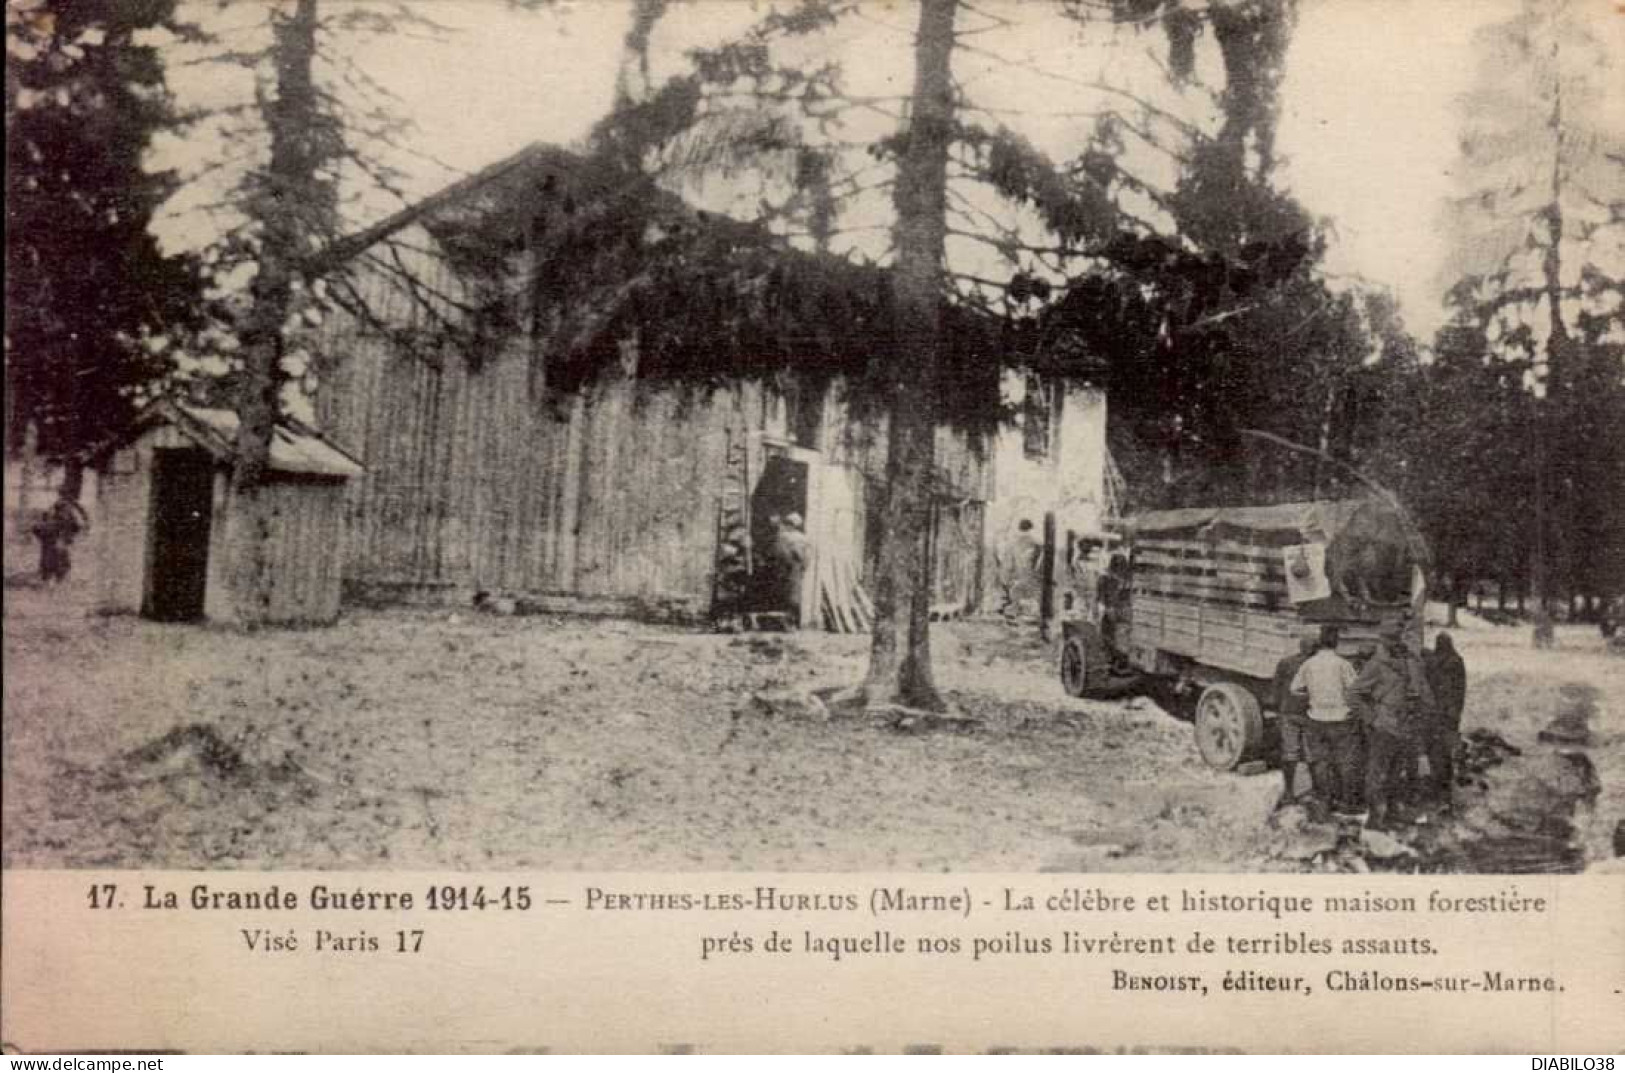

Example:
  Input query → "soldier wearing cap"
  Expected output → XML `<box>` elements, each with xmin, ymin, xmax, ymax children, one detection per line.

<box><xmin>1349</xmin><ymin>620</ymin><xmax>1435</xmax><ymax>830</ymax></box>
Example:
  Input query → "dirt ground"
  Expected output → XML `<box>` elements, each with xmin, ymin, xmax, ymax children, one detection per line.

<box><xmin>4</xmin><ymin>574</ymin><xmax>1621</xmax><ymax>873</ymax></box>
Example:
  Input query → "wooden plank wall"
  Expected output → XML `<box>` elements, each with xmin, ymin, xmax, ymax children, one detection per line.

<box><xmin>806</xmin><ymin>460</ymin><xmax>873</xmax><ymax>631</ymax></box>
<box><xmin>96</xmin><ymin>428</ymin><xmax>212</xmax><ymax>617</ymax></box>
<box><xmin>258</xmin><ymin>480</ymin><xmax>350</xmax><ymax>624</ymax></box>
<box><xmin>317</xmin><ymin>246</ymin><xmax>763</xmax><ymax>612</ymax></box>
<box><xmin>93</xmin><ymin>430</ymin><xmax>351</xmax><ymax>625</ymax></box>
<box><xmin>205</xmin><ymin>474</ymin><xmax>350</xmax><ymax>626</ymax></box>
<box><xmin>316</xmin><ymin>236</ymin><xmax>993</xmax><ymax>620</ymax></box>
<box><xmin>93</xmin><ymin>440</ymin><xmax>153</xmax><ymax>615</ymax></box>
<box><xmin>932</xmin><ymin>499</ymin><xmax>984</xmax><ymax>609</ymax></box>
<box><xmin>818</xmin><ymin>383</ymin><xmax>989</xmax><ymax>608</ymax></box>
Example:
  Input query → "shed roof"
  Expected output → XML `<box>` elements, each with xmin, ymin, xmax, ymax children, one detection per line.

<box><xmin>118</xmin><ymin>400</ymin><xmax>364</xmax><ymax>479</ymax></box>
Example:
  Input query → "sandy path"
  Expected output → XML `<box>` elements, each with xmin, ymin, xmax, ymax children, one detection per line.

<box><xmin>4</xmin><ymin>584</ymin><xmax>1617</xmax><ymax>872</ymax></box>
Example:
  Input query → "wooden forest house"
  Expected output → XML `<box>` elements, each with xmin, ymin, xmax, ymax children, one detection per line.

<box><xmin>90</xmin><ymin>400</ymin><xmax>364</xmax><ymax>625</ymax></box>
<box><xmin>313</xmin><ymin>143</ymin><xmax>991</xmax><ymax>628</ymax></box>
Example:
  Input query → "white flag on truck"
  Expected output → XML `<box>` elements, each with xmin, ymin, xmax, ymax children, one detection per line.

<box><xmin>1283</xmin><ymin>542</ymin><xmax>1331</xmax><ymax>603</ymax></box>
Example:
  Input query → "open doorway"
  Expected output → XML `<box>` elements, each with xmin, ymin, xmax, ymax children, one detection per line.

<box><xmin>144</xmin><ymin>449</ymin><xmax>215</xmax><ymax>622</ymax></box>
<box><xmin>750</xmin><ymin>451</ymin><xmax>809</xmax><ymax>616</ymax></box>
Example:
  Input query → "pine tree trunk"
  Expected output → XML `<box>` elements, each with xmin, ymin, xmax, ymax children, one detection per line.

<box><xmin>862</xmin><ymin>0</ymin><xmax>958</xmax><ymax>711</ymax></box>
<box><xmin>1039</xmin><ymin>511</ymin><xmax>1057</xmax><ymax>642</ymax></box>
<box><xmin>1531</xmin><ymin>7</ymin><xmax>1569</xmax><ymax>648</ymax></box>
<box><xmin>615</xmin><ymin>0</ymin><xmax>667</xmax><ymax>110</ymax></box>
<box><xmin>224</xmin><ymin>0</ymin><xmax>321</xmax><ymax>625</ymax></box>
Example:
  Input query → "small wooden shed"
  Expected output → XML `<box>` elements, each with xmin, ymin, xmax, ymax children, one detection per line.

<box><xmin>91</xmin><ymin>400</ymin><xmax>364</xmax><ymax>626</ymax></box>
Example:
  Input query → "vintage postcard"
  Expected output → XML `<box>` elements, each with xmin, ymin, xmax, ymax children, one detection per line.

<box><xmin>4</xmin><ymin>0</ymin><xmax>1623</xmax><ymax>1054</ymax></box>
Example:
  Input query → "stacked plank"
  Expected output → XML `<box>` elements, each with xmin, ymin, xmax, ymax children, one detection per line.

<box><xmin>818</xmin><ymin>552</ymin><xmax>873</xmax><ymax>633</ymax></box>
<box><xmin>1131</xmin><ymin>536</ymin><xmax>1290</xmax><ymax>612</ymax></box>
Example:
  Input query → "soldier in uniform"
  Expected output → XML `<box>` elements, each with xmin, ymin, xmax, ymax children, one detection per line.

<box><xmin>1350</xmin><ymin>621</ymin><xmax>1435</xmax><ymax>830</ymax></box>
<box><xmin>1423</xmin><ymin>632</ymin><xmax>1467</xmax><ymax>809</ymax></box>
<box><xmin>32</xmin><ymin>492</ymin><xmax>88</xmax><ymax>585</ymax></box>
<box><xmin>995</xmin><ymin>519</ymin><xmax>1042</xmax><ymax>619</ymax></box>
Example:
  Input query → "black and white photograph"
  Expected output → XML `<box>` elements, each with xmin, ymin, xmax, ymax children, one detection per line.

<box><xmin>4</xmin><ymin>0</ymin><xmax>1623</xmax><ymax>891</ymax></box>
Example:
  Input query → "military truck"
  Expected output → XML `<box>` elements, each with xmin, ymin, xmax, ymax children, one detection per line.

<box><xmin>1060</xmin><ymin>497</ymin><xmax>1427</xmax><ymax>771</ymax></box>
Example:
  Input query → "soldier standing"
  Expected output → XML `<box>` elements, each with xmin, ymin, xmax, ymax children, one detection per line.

<box><xmin>995</xmin><ymin>519</ymin><xmax>1042</xmax><ymax>619</ymax></box>
<box><xmin>32</xmin><ymin>492</ymin><xmax>88</xmax><ymax>585</ymax></box>
<box><xmin>1290</xmin><ymin>626</ymin><xmax>1361</xmax><ymax>820</ymax></box>
<box><xmin>1423</xmin><ymin>632</ymin><xmax>1467</xmax><ymax>809</ymax></box>
<box><xmin>1350</xmin><ymin>621</ymin><xmax>1435</xmax><ymax>830</ymax></box>
<box><xmin>1271</xmin><ymin>634</ymin><xmax>1319</xmax><ymax>811</ymax></box>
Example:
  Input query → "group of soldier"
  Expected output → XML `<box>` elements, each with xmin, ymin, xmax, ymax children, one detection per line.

<box><xmin>1272</xmin><ymin>622</ymin><xmax>1467</xmax><ymax>831</ymax></box>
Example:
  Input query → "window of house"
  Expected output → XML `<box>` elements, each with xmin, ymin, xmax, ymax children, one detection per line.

<box><xmin>782</xmin><ymin>377</ymin><xmax>826</xmax><ymax>450</ymax></box>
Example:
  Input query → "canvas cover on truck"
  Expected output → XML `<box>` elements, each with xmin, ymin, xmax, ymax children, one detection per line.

<box><xmin>1128</xmin><ymin>496</ymin><xmax>1421</xmax><ymax>608</ymax></box>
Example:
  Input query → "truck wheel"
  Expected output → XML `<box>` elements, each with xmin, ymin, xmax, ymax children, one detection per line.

<box><xmin>1060</xmin><ymin>637</ymin><xmax>1092</xmax><ymax>697</ymax></box>
<box><xmin>1194</xmin><ymin>683</ymin><xmax>1264</xmax><ymax>772</ymax></box>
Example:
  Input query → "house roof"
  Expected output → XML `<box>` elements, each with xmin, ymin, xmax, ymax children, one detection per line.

<box><xmin>111</xmin><ymin>400</ymin><xmax>364</xmax><ymax>479</ymax></box>
<box><xmin>310</xmin><ymin>140</ymin><xmax>1083</xmax><ymax>437</ymax></box>
<box><xmin>311</xmin><ymin>142</ymin><xmax>614</xmax><ymax>274</ymax></box>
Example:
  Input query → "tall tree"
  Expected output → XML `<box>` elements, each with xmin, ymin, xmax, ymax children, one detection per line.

<box><xmin>1041</xmin><ymin>0</ymin><xmax>1386</xmax><ymax>506</ymax></box>
<box><xmin>5</xmin><ymin>0</ymin><xmax>199</xmax><ymax>495</ymax></box>
<box><xmin>1564</xmin><ymin>277</ymin><xmax>1625</xmax><ymax>609</ymax></box>
<box><xmin>540</xmin><ymin>0</ymin><xmax>1334</xmax><ymax>698</ymax></box>
<box><xmin>210</xmin><ymin>0</ymin><xmax>331</xmax><ymax>620</ymax></box>
<box><xmin>435</xmin><ymin>0</ymin><xmax>1390</xmax><ymax>721</ymax></box>
<box><xmin>163</xmin><ymin>0</ymin><xmax>473</xmax><ymax>622</ymax></box>
<box><xmin>863</xmin><ymin>0</ymin><xmax>958</xmax><ymax>709</ymax></box>
<box><xmin>551</xmin><ymin>0</ymin><xmax>1112</xmax><ymax>709</ymax></box>
<box><xmin>232</xmin><ymin>0</ymin><xmax>328</xmax><ymax>489</ymax></box>
<box><xmin>1442</xmin><ymin>0</ymin><xmax>1625</xmax><ymax>637</ymax></box>
<box><xmin>1380</xmin><ymin>294</ymin><xmax>1536</xmax><ymax>625</ymax></box>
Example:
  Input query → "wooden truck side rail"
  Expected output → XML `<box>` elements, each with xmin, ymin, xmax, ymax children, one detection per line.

<box><xmin>1125</xmin><ymin>593</ymin><xmax>1298</xmax><ymax>681</ymax></box>
<box><xmin>1126</xmin><ymin>531</ymin><xmax>1297</xmax><ymax>680</ymax></box>
<box><xmin>1124</xmin><ymin>592</ymin><xmax>1394</xmax><ymax>683</ymax></box>
<box><xmin>1122</xmin><ymin>499</ymin><xmax>1417</xmax><ymax>684</ymax></box>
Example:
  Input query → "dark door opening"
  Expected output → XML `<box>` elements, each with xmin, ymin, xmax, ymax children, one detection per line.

<box><xmin>145</xmin><ymin>449</ymin><xmax>215</xmax><ymax>622</ymax></box>
<box><xmin>750</xmin><ymin>452</ymin><xmax>809</xmax><ymax>615</ymax></box>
